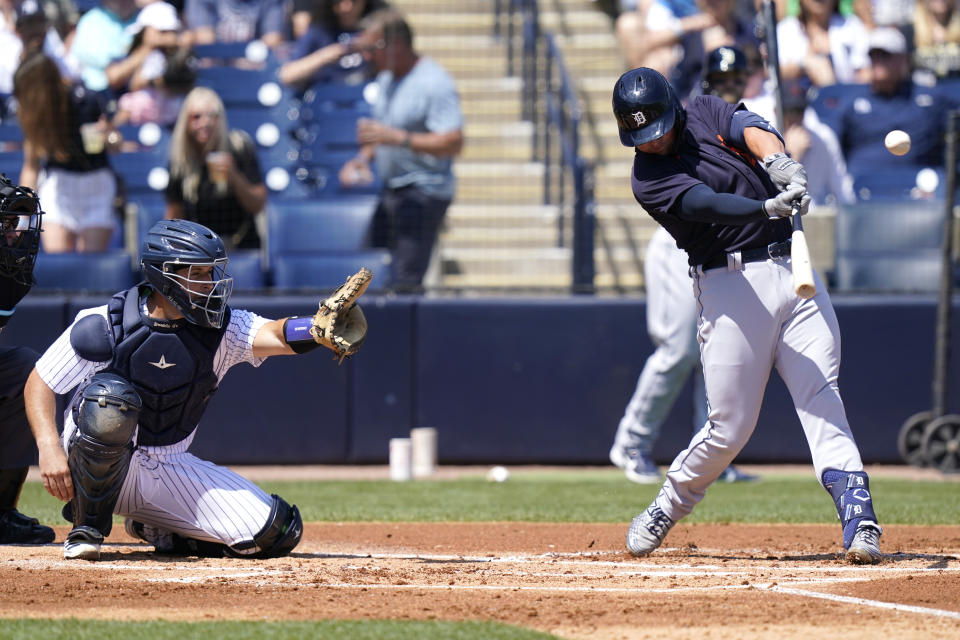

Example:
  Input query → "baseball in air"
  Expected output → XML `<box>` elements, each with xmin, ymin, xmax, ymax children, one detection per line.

<box><xmin>884</xmin><ymin>130</ymin><xmax>911</xmax><ymax>156</ymax></box>
<box><xmin>486</xmin><ymin>465</ymin><xmax>510</xmax><ymax>483</ymax></box>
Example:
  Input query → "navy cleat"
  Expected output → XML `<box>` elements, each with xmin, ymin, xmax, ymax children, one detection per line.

<box><xmin>610</xmin><ymin>445</ymin><xmax>661</xmax><ymax>484</ymax></box>
<box><xmin>626</xmin><ymin>503</ymin><xmax>675</xmax><ymax>557</ymax></box>
<box><xmin>846</xmin><ymin>521</ymin><xmax>882</xmax><ymax>564</ymax></box>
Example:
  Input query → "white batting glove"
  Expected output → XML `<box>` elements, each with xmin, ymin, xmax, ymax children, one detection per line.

<box><xmin>762</xmin><ymin>152</ymin><xmax>808</xmax><ymax>192</ymax></box>
<box><xmin>762</xmin><ymin>185</ymin><xmax>807</xmax><ymax>218</ymax></box>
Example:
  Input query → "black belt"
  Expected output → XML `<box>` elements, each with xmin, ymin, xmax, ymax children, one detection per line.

<box><xmin>700</xmin><ymin>239</ymin><xmax>792</xmax><ymax>271</ymax></box>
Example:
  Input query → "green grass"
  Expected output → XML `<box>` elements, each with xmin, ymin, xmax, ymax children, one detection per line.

<box><xmin>16</xmin><ymin>470</ymin><xmax>960</xmax><ymax>526</ymax></box>
<box><xmin>0</xmin><ymin>619</ymin><xmax>558</xmax><ymax>640</ymax></box>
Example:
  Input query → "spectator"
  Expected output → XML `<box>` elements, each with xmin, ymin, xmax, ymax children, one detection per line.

<box><xmin>183</xmin><ymin>0</ymin><xmax>286</xmax><ymax>49</ymax></box>
<box><xmin>67</xmin><ymin>0</ymin><xmax>138</xmax><ymax>94</ymax></box>
<box><xmin>836</xmin><ymin>27</ymin><xmax>954</xmax><ymax>176</ymax></box>
<box><xmin>776</xmin><ymin>0</ymin><xmax>871</xmax><ymax>87</ymax></box>
<box><xmin>279</xmin><ymin>0</ymin><xmax>388</xmax><ymax>90</ymax></box>
<box><xmin>165</xmin><ymin>86</ymin><xmax>267</xmax><ymax>249</ymax></box>
<box><xmin>338</xmin><ymin>9</ymin><xmax>463</xmax><ymax>292</ymax></box>
<box><xmin>110</xmin><ymin>1</ymin><xmax>194</xmax><ymax>126</ymax></box>
<box><xmin>906</xmin><ymin>0</ymin><xmax>960</xmax><ymax>83</ymax></box>
<box><xmin>0</xmin><ymin>0</ymin><xmax>77</xmax><ymax>98</ymax></box>
<box><xmin>620</xmin><ymin>0</ymin><xmax>761</xmax><ymax>101</ymax></box>
<box><xmin>14</xmin><ymin>53</ymin><xmax>117</xmax><ymax>252</ymax></box>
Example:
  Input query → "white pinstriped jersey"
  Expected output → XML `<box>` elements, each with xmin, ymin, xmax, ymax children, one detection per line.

<box><xmin>36</xmin><ymin>301</ymin><xmax>276</xmax><ymax>550</ymax></box>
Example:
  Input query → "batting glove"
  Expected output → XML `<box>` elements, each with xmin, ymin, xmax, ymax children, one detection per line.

<box><xmin>762</xmin><ymin>185</ymin><xmax>807</xmax><ymax>218</ymax></box>
<box><xmin>762</xmin><ymin>152</ymin><xmax>808</xmax><ymax>191</ymax></box>
<box><xmin>790</xmin><ymin>181</ymin><xmax>812</xmax><ymax>216</ymax></box>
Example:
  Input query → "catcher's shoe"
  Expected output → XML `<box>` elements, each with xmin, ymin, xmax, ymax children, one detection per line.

<box><xmin>626</xmin><ymin>504</ymin><xmax>675</xmax><ymax>557</ymax></box>
<box><xmin>124</xmin><ymin>518</ymin><xmax>175</xmax><ymax>552</ymax></box>
<box><xmin>63</xmin><ymin>526</ymin><xmax>103</xmax><ymax>560</ymax></box>
<box><xmin>0</xmin><ymin>509</ymin><xmax>55</xmax><ymax>544</ymax></box>
<box><xmin>609</xmin><ymin>445</ymin><xmax>661</xmax><ymax>484</ymax></box>
<box><xmin>718</xmin><ymin>466</ymin><xmax>759</xmax><ymax>483</ymax></box>
<box><xmin>846</xmin><ymin>521</ymin><xmax>883</xmax><ymax>564</ymax></box>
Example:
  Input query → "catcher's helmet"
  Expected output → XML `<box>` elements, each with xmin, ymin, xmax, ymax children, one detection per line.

<box><xmin>140</xmin><ymin>219</ymin><xmax>233</xmax><ymax>329</ymax></box>
<box><xmin>0</xmin><ymin>174</ymin><xmax>42</xmax><ymax>285</ymax></box>
<box><xmin>613</xmin><ymin>67</ymin><xmax>685</xmax><ymax>147</ymax></box>
<box><xmin>701</xmin><ymin>46</ymin><xmax>748</xmax><ymax>100</ymax></box>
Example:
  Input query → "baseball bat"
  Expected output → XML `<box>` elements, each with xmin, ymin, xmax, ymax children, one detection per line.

<box><xmin>791</xmin><ymin>205</ymin><xmax>816</xmax><ymax>299</ymax></box>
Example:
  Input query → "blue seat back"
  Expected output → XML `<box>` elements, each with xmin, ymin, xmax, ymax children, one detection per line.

<box><xmin>33</xmin><ymin>251</ymin><xmax>136</xmax><ymax>293</ymax></box>
<box><xmin>270</xmin><ymin>249</ymin><xmax>393</xmax><ymax>291</ymax></box>
<box><xmin>227</xmin><ymin>249</ymin><xmax>266</xmax><ymax>291</ymax></box>
<box><xmin>834</xmin><ymin>201</ymin><xmax>946</xmax><ymax>292</ymax></box>
<box><xmin>808</xmin><ymin>83</ymin><xmax>869</xmax><ymax>137</ymax></box>
<box><xmin>267</xmin><ymin>196</ymin><xmax>378</xmax><ymax>254</ymax></box>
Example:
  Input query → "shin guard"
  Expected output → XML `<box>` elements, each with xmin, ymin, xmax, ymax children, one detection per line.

<box><xmin>67</xmin><ymin>431</ymin><xmax>133</xmax><ymax>537</ymax></box>
<box><xmin>822</xmin><ymin>469</ymin><xmax>878</xmax><ymax>549</ymax></box>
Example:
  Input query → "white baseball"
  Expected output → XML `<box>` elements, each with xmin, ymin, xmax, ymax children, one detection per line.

<box><xmin>486</xmin><ymin>465</ymin><xmax>510</xmax><ymax>483</ymax></box>
<box><xmin>884</xmin><ymin>130</ymin><xmax>911</xmax><ymax>156</ymax></box>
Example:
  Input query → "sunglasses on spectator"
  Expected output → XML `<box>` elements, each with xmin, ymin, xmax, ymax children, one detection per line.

<box><xmin>189</xmin><ymin>111</ymin><xmax>219</xmax><ymax>121</ymax></box>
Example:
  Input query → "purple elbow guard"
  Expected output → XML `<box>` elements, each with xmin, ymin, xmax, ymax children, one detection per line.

<box><xmin>283</xmin><ymin>316</ymin><xmax>320</xmax><ymax>354</ymax></box>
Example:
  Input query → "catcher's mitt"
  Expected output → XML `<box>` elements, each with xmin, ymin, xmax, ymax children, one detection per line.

<box><xmin>309</xmin><ymin>267</ymin><xmax>372</xmax><ymax>363</ymax></box>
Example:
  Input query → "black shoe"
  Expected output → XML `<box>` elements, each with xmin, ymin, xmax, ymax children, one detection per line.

<box><xmin>0</xmin><ymin>509</ymin><xmax>55</xmax><ymax>544</ymax></box>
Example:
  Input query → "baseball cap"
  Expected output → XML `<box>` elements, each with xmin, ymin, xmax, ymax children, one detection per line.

<box><xmin>867</xmin><ymin>27</ymin><xmax>907</xmax><ymax>55</ymax></box>
<box><xmin>781</xmin><ymin>78</ymin><xmax>809</xmax><ymax>112</ymax></box>
<box><xmin>126</xmin><ymin>1</ymin><xmax>181</xmax><ymax>35</ymax></box>
<box><xmin>15</xmin><ymin>0</ymin><xmax>47</xmax><ymax>26</ymax></box>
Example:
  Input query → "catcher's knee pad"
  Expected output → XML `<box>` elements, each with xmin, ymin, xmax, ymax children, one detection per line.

<box><xmin>75</xmin><ymin>373</ymin><xmax>142</xmax><ymax>445</ymax></box>
<box><xmin>822</xmin><ymin>469</ymin><xmax>878</xmax><ymax>549</ymax></box>
<box><xmin>229</xmin><ymin>494</ymin><xmax>303</xmax><ymax>559</ymax></box>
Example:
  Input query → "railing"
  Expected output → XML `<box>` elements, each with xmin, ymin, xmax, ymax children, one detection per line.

<box><xmin>495</xmin><ymin>0</ymin><xmax>595</xmax><ymax>292</ymax></box>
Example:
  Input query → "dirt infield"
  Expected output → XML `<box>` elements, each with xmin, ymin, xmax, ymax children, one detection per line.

<box><xmin>2</xmin><ymin>521</ymin><xmax>959</xmax><ymax>640</ymax></box>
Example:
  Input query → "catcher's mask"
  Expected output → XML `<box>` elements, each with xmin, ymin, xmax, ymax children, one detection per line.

<box><xmin>0</xmin><ymin>176</ymin><xmax>42</xmax><ymax>286</ymax></box>
<box><xmin>612</xmin><ymin>67</ymin><xmax>686</xmax><ymax>148</ymax></box>
<box><xmin>140</xmin><ymin>219</ymin><xmax>233</xmax><ymax>329</ymax></box>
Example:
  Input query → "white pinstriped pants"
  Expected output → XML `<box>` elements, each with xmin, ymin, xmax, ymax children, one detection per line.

<box><xmin>63</xmin><ymin>420</ymin><xmax>273</xmax><ymax>547</ymax></box>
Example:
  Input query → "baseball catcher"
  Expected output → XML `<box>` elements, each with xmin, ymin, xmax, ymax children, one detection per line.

<box><xmin>25</xmin><ymin>219</ymin><xmax>373</xmax><ymax>560</ymax></box>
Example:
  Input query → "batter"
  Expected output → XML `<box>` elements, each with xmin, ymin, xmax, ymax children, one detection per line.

<box><xmin>25</xmin><ymin>219</ymin><xmax>368</xmax><ymax>560</ymax></box>
<box><xmin>612</xmin><ymin>67</ymin><xmax>883</xmax><ymax>564</ymax></box>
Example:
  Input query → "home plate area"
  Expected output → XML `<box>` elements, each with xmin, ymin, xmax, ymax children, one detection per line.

<box><xmin>1</xmin><ymin>522</ymin><xmax>958</xmax><ymax>640</ymax></box>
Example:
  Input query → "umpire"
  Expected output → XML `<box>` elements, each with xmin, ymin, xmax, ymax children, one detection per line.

<box><xmin>0</xmin><ymin>175</ymin><xmax>52</xmax><ymax>545</ymax></box>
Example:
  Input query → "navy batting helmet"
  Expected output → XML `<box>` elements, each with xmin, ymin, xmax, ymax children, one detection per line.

<box><xmin>0</xmin><ymin>175</ymin><xmax>42</xmax><ymax>286</ymax></box>
<box><xmin>140</xmin><ymin>219</ymin><xmax>233</xmax><ymax>329</ymax></box>
<box><xmin>702</xmin><ymin>46</ymin><xmax>748</xmax><ymax>100</ymax></box>
<box><xmin>612</xmin><ymin>67</ymin><xmax>685</xmax><ymax>147</ymax></box>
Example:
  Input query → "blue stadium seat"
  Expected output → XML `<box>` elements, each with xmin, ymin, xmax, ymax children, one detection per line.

<box><xmin>195</xmin><ymin>66</ymin><xmax>289</xmax><ymax>109</ymax></box>
<box><xmin>299</xmin><ymin>81</ymin><xmax>373</xmax><ymax>122</ymax></box>
<box><xmin>112</xmin><ymin>150</ymin><xmax>168</xmax><ymax>196</ymax></box>
<box><xmin>33</xmin><ymin>251</ymin><xmax>136</xmax><ymax>293</ymax></box>
<box><xmin>852</xmin><ymin>167</ymin><xmax>946</xmax><ymax>201</ymax></box>
<box><xmin>227</xmin><ymin>249</ymin><xmax>267</xmax><ymax>290</ymax></box>
<box><xmin>0</xmin><ymin>150</ymin><xmax>23</xmax><ymax>180</ymax></box>
<box><xmin>128</xmin><ymin>195</ymin><xmax>167</xmax><ymax>257</ymax></box>
<box><xmin>834</xmin><ymin>201</ymin><xmax>946</xmax><ymax>292</ymax></box>
<box><xmin>267</xmin><ymin>196</ymin><xmax>378</xmax><ymax>254</ymax></box>
<box><xmin>270</xmin><ymin>249</ymin><xmax>393</xmax><ymax>291</ymax></box>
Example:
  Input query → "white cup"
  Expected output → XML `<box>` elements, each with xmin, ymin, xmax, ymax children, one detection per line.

<box><xmin>389</xmin><ymin>437</ymin><xmax>412</xmax><ymax>482</ymax></box>
<box><xmin>79</xmin><ymin>122</ymin><xmax>104</xmax><ymax>155</ymax></box>
<box><xmin>410</xmin><ymin>427</ymin><xmax>437</xmax><ymax>478</ymax></box>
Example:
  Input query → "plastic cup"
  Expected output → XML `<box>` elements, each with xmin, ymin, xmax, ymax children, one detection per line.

<box><xmin>389</xmin><ymin>437</ymin><xmax>412</xmax><ymax>481</ymax></box>
<box><xmin>79</xmin><ymin>123</ymin><xmax>104</xmax><ymax>154</ymax></box>
<box><xmin>206</xmin><ymin>151</ymin><xmax>230</xmax><ymax>189</ymax></box>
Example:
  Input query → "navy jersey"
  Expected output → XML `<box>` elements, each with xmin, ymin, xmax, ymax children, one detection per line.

<box><xmin>630</xmin><ymin>95</ymin><xmax>791</xmax><ymax>266</ymax></box>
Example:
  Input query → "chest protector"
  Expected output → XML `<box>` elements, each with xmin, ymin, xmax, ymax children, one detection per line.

<box><xmin>72</xmin><ymin>286</ymin><xmax>229</xmax><ymax>447</ymax></box>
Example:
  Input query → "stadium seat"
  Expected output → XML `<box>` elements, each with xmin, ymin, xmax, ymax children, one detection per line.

<box><xmin>112</xmin><ymin>150</ymin><xmax>168</xmax><ymax>196</ymax></box>
<box><xmin>833</xmin><ymin>201</ymin><xmax>947</xmax><ymax>292</ymax></box>
<box><xmin>270</xmin><ymin>249</ymin><xmax>393</xmax><ymax>291</ymax></box>
<box><xmin>128</xmin><ymin>195</ymin><xmax>167</xmax><ymax>256</ymax></box>
<box><xmin>0</xmin><ymin>150</ymin><xmax>22</xmax><ymax>181</ymax></box>
<box><xmin>195</xmin><ymin>66</ymin><xmax>290</xmax><ymax>109</ymax></box>
<box><xmin>298</xmin><ymin>81</ymin><xmax>374</xmax><ymax>122</ymax></box>
<box><xmin>227</xmin><ymin>249</ymin><xmax>267</xmax><ymax>290</ymax></box>
<box><xmin>32</xmin><ymin>251</ymin><xmax>136</xmax><ymax>293</ymax></box>
<box><xmin>267</xmin><ymin>196</ymin><xmax>378</xmax><ymax>255</ymax></box>
<box><xmin>851</xmin><ymin>167</ymin><xmax>946</xmax><ymax>201</ymax></box>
